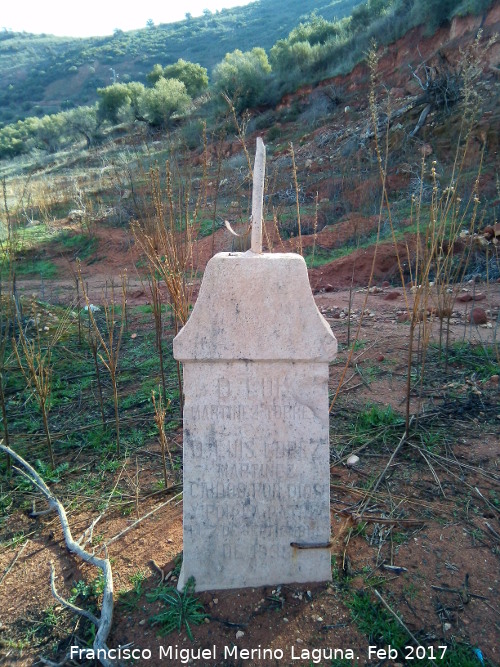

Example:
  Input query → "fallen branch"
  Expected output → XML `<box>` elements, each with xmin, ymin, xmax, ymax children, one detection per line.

<box><xmin>0</xmin><ymin>443</ymin><xmax>117</xmax><ymax>667</ymax></box>
<box><xmin>338</xmin><ymin>510</ymin><xmax>424</xmax><ymax>526</ymax></box>
<box><xmin>0</xmin><ymin>539</ymin><xmax>29</xmax><ymax>586</ymax></box>
<box><xmin>431</xmin><ymin>584</ymin><xmax>487</xmax><ymax>601</ymax></box>
<box><xmin>30</xmin><ymin>500</ymin><xmax>56</xmax><ymax>517</ymax></box>
<box><xmin>101</xmin><ymin>491</ymin><xmax>182</xmax><ymax>550</ymax></box>
<box><xmin>485</xmin><ymin>521</ymin><xmax>500</xmax><ymax>542</ymax></box>
<box><xmin>374</xmin><ymin>588</ymin><xmax>420</xmax><ymax>645</ymax></box>
<box><xmin>409</xmin><ymin>103</ymin><xmax>431</xmax><ymax>137</ymax></box>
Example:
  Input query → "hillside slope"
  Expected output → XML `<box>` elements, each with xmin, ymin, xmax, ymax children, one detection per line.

<box><xmin>0</xmin><ymin>0</ymin><xmax>362</xmax><ymax>126</ymax></box>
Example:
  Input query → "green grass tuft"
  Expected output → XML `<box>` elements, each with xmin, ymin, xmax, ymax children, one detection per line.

<box><xmin>147</xmin><ymin>576</ymin><xmax>206</xmax><ymax>641</ymax></box>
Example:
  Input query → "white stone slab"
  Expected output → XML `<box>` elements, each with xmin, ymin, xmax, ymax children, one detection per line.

<box><xmin>174</xmin><ymin>252</ymin><xmax>336</xmax><ymax>591</ymax></box>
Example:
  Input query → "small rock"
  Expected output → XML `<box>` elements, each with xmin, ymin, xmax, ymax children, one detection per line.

<box><xmin>347</xmin><ymin>454</ymin><xmax>360</xmax><ymax>467</ymax></box>
<box><xmin>470</xmin><ymin>307</ymin><xmax>488</xmax><ymax>325</ymax></box>
<box><xmin>316</xmin><ymin>616</ymin><xmax>323</xmax><ymax>622</ymax></box>
<box><xmin>283</xmin><ymin>617</ymin><xmax>289</xmax><ymax>623</ymax></box>
<box><xmin>444</xmin><ymin>622</ymin><xmax>452</xmax><ymax>631</ymax></box>
<box><xmin>296</xmin><ymin>638</ymin><xmax>304</xmax><ymax>644</ymax></box>
<box><xmin>139</xmin><ymin>619</ymin><xmax>146</xmax><ymax>626</ymax></box>
<box><xmin>384</xmin><ymin>291</ymin><xmax>401</xmax><ymax>301</ymax></box>
<box><xmin>381</xmin><ymin>281</ymin><xmax>391</xmax><ymax>288</ymax></box>
<box><xmin>377</xmin><ymin>355</ymin><xmax>385</xmax><ymax>362</ymax></box>
<box><xmin>204</xmin><ymin>617</ymin><xmax>210</xmax><ymax>624</ymax></box>
<box><xmin>131</xmin><ymin>333</ymin><xmax>137</xmax><ymax>339</ymax></box>
<box><xmin>236</xmin><ymin>630</ymin><xmax>245</xmax><ymax>639</ymax></box>
<box><xmin>474</xmin><ymin>293</ymin><xmax>486</xmax><ymax>301</ymax></box>
<box><xmin>212</xmin><ymin>598</ymin><xmax>218</xmax><ymax>605</ymax></box>
<box><xmin>457</xmin><ymin>293</ymin><xmax>473</xmax><ymax>302</ymax></box>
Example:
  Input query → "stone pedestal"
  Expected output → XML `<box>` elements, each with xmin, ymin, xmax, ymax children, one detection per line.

<box><xmin>173</xmin><ymin>252</ymin><xmax>337</xmax><ymax>591</ymax></box>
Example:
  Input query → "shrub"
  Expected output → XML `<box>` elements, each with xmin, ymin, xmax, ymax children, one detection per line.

<box><xmin>212</xmin><ymin>47</ymin><xmax>272</xmax><ymax>113</ymax></box>
<box><xmin>142</xmin><ymin>78</ymin><xmax>191</xmax><ymax>127</ymax></box>
<box><xmin>162</xmin><ymin>59</ymin><xmax>209</xmax><ymax>97</ymax></box>
<box><xmin>180</xmin><ymin>118</ymin><xmax>205</xmax><ymax>149</ymax></box>
<box><xmin>97</xmin><ymin>83</ymin><xmax>132</xmax><ymax>124</ymax></box>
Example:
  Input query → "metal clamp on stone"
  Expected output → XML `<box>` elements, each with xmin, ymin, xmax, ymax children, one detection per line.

<box><xmin>173</xmin><ymin>138</ymin><xmax>337</xmax><ymax>591</ymax></box>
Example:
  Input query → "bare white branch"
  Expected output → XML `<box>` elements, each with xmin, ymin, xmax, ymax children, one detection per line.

<box><xmin>0</xmin><ymin>443</ymin><xmax>117</xmax><ymax>667</ymax></box>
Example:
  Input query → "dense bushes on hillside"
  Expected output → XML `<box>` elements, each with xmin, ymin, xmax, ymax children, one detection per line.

<box><xmin>268</xmin><ymin>0</ymin><xmax>495</xmax><ymax>94</ymax></box>
<box><xmin>0</xmin><ymin>0</ymin><xmax>494</xmax><ymax>160</ymax></box>
<box><xmin>0</xmin><ymin>0</ymin><xmax>362</xmax><ymax>127</ymax></box>
<box><xmin>0</xmin><ymin>106</ymin><xmax>102</xmax><ymax>158</ymax></box>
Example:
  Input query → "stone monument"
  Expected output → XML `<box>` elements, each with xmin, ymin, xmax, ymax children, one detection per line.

<box><xmin>173</xmin><ymin>138</ymin><xmax>337</xmax><ymax>591</ymax></box>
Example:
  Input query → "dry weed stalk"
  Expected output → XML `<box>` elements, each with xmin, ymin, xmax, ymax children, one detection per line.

<box><xmin>72</xmin><ymin>180</ymin><xmax>98</xmax><ymax>238</ymax></box>
<box><xmin>210</xmin><ymin>127</ymin><xmax>225</xmax><ymax>258</ymax></box>
<box><xmin>148</xmin><ymin>272</ymin><xmax>168</xmax><ymax>401</ymax></box>
<box><xmin>367</xmin><ymin>34</ymin><xmax>492</xmax><ymax>430</ymax></box>
<box><xmin>133</xmin><ymin>158</ymin><xmax>206</xmax><ymax>415</ymax></box>
<box><xmin>152</xmin><ymin>388</ymin><xmax>174</xmax><ymax>489</ymax></box>
<box><xmin>86</xmin><ymin>321</ymin><xmax>106</xmax><ymax>427</ymax></box>
<box><xmin>0</xmin><ymin>308</ymin><xmax>11</xmax><ymax>472</ymax></box>
<box><xmin>289</xmin><ymin>142</ymin><xmax>303</xmax><ymax>256</ymax></box>
<box><xmin>223</xmin><ymin>94</ymin><xmax>253</xmax><ymax>176</ymax></box>
<box><xmin>79</xmin><ymin>267</ymin><xmax>126</xmax><ymax>454</ymax></box>
<box><xmin>311</xmin><ymin>191</ymin><xmax>319</xmax><ymax>266</ymax></box>
<box><xmin>0</xmin><ymin>179</ymin><xmax>16</xmax><ymax>472</ymax></box>
<box><xmin>367</xmin><ymin>44</ymin><xmax>409</xmax><ymax>310</ymax></box>
<box><xmin>134</xmin><ymin>163</ymin><xmax>198</xmax><ymax>327</ymax></box>
<box><xmin>12</xmin><ymin>302</ymin><xmax>70</xmax><ymax>467</ymax></box>
<box><xmin>328</xmin><ymin>50</ymin><xmax>389</xmax><ymax>412</ymax></box>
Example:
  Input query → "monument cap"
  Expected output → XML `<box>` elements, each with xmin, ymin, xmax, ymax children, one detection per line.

<box><xmin>173</xmin><ymin>251</ymin><xmax>337</xmax><ymax>362</ymax></box>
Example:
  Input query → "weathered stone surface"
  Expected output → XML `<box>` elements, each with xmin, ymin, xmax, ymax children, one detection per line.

<box><xmin>174</xmin><ymin>253</ymin><xmax>336</xmax><ymax>361</ymax></box>
<box><xmin>174</xmin><ymin>252</ymin><xmax>336</xmax><ymax>591</ymax></box>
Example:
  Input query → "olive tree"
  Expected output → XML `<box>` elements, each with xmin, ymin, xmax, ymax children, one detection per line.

<box><xmin>212</xmin><ymin>47</ymin><xmax>272</xmax><ymax>113</ymax></box>
<box><xmin>97</xmin><ymin>83</ymin><xmax>132</xmax><ymax>124</ymax></box>
<box><xmin>142</xmin><ymin>78</ymin><xmax>191</xmax><ymax>127</ymax></box>
<box><xmin>163</xmin><ymin>59</ymin><xmax>208</xmax><ymax>97</ymax></box>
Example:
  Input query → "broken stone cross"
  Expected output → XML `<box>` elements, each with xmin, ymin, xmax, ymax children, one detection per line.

<box><xmin>173</xmin><ymin>137</ymin><xmax>337</xmax><ymax>591</ymax></box>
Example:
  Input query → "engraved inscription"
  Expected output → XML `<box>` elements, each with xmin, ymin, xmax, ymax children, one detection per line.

<box><xmin>180</xmin><ymin>360</ymin><xmax>332</xmax><ymax>589</ymax></box>
<box><xmin>185</xmin><ymin>436</ymin><xmax>324</xmax><ymax>463</ymax></box>
<box><xmin>186</xmin><ymin>480</ymin><xmax>328</xmax><ymax>500</ymax></box>
<box><xmin>190</xmin><ymin>403</ymin><xmax>308</xmax><ymax>422</ymax></box>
